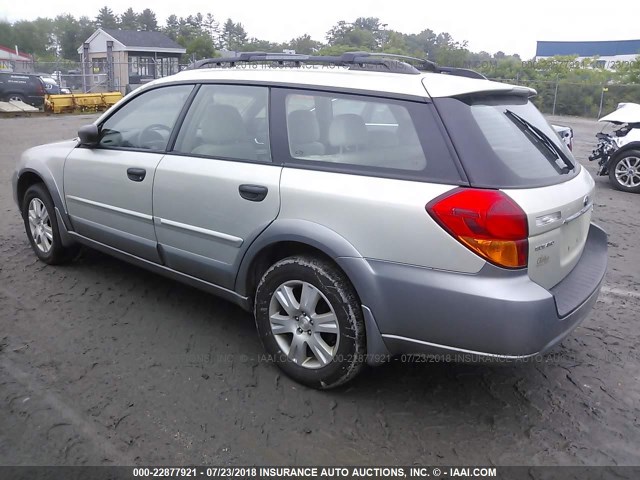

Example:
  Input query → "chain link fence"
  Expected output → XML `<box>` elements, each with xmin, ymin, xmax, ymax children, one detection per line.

<box><xmin>488</xmin><ymin>77</ymin><xmax>640</xmax><ymax>118</ymax></box>
<box><xmin>28</xmin><ymin>61</ymin><xmax>191</xmax><ymax>95</ymax></box>
<box><xmin>7</xmin><ymin>60</ymin><xmax>640</xmax><ymax>118</ymax></box>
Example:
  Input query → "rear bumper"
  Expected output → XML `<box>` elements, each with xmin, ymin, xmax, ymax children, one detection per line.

<box><xmin>338</xmin><ymin>223</ymin><xmax>608</xmax><ymax>360</ymax></box>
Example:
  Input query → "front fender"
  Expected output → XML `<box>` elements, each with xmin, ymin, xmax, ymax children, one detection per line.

<box><xmin>13</xmin><ymin>140</ymin><xmax>77</xmax><ymax>229</ymax></box>
<box><xmin>611</xmin><ymin>141</ymin><xmax>640</xmax><ymax>157</ymax></box>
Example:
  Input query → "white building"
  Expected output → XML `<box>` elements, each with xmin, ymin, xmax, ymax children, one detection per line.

<box><xmin>78</xmin><ymin>29</ymin><xmax>186</xmax><ymax>93</ymax></box>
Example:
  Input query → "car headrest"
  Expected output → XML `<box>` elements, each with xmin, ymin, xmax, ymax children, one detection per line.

<box><xmin>287</xmin><ymin>110</ymin><xmax>320</xmax><ymax>144</ymax></box>
<box><xmin>202</xmin><ymin>105</ymin><xmax>247</xmax><ymax>144</ymax></box>
<box><xmin>329</xmin><ymin>114</ymin><xmax>368</xmax><ymax>148</ymax></box>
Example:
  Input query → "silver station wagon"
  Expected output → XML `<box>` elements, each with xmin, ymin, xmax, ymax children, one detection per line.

<box><xmin>13</xmin><ymin>53</ymin><xmax>608</xmax><ymax>389</ymax></box>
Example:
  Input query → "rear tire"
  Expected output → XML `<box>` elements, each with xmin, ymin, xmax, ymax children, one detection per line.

<box><xmin>21</xmin><ymin>183</ymin><xmax>77</xmax><ymax>265</ymax></box>
<box><xmin>609</xmin><ymin>150</ymin><xmax>640</xmax><ymax>193</ymax></box>
<box><xmin>254</xmin><ymin>255</ymin><xmax>366</xmax><ymax>389</ymax></box>
<box><xmin>7</xmin><ymin>93</ymin><xmax>25</xmax><ymax>103</ymax></box>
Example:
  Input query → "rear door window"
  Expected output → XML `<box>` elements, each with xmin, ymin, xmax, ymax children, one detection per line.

<box><xmin>173</xmin><ymin>84</ymin><xmax>270</xmax><ymax>162</ymax></box>
<box><xmin>273</xmin><ymin>88</ymin><xmax>464</xmax><ymax>183</ymax></box>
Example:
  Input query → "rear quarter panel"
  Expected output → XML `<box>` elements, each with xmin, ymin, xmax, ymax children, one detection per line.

<box><xmin>279</xmin><ymin>168</ymin><xmax>486</xmax><ymax>273</ymax></box>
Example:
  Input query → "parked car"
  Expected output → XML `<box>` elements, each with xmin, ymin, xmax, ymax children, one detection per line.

<box><xmin>553</xmin><ymin>124</ymin><xmax>574</xmax><ymax>151</ymax></box>
<box><xmin>40</xmin><ymin>76</ymin><xmax>62</xmax><ymax>95</ymax></box>
<box><xmin>589</xmin><ymin>102</ymin><xmax>640</xmax><ymax>193</ymax></box>
<box><xmin>12</xmin><ymin>52</ymin><xmax>608</xmax><ymax>389</ymax></box>
<box><xmin>0</xmin><ymin>71</ymin><xmax>46</xmax><ymax>107</ymax></box>
<box><xmin>39</xmin><ymin>76</ymin><xmax>72</xmax><ymax>95</ymax></box>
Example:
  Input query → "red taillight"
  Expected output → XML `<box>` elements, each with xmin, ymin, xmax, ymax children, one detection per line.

<box><xmin>426</xmin><ymin>188</ymin><xmax>529</xmax><ymax>269</ymax></box>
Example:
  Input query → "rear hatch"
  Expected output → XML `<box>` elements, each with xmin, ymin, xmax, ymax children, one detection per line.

<box><xmin>432</xmin><ymin>93</ymin><xmax>593</xmax><ymax>290</ymax></box>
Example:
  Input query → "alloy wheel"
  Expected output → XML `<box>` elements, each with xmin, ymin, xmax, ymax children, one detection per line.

<box><xmin>615</xmin><ymin>156</ymin><xmax>640</xmax><ymax>188</ymax></box>
<box><xmin>268</xmin><ymin>280</ymin><xmax>340</xmax><ymax>369</ymax></box>
<box><xmin>28</xmin><ymin>198</ymin><xmax>53</xmax><ymax>253</ymax></box>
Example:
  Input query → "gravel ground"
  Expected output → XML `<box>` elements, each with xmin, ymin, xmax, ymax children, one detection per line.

<box><xmin>0</xmin><ymin>113</ymin><xmax>638</xmax><ymax>467</ymax></box>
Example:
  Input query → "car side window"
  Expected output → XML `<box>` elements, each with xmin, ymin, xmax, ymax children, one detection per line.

<box><xmin>285</xmin><ymin>92</ymin><xmax>427</xmax><ymax>171</ymax></box>
<box><xmin>173</xmin><ymin>84</ymin><xmax>270</xmax><ymax>162</ymax></box>
<box><xmin>98</xmin><ymin>84</ymin><xmax>193</xmax><ymax>151</ymax></box>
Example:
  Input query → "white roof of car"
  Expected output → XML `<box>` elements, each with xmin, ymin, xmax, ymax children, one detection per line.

<box><xmin>153</xmin><ymin>67</ymin><xmax>535</xmax><ymax>99</ymax></box>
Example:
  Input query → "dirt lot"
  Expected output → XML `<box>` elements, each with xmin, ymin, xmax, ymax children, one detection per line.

<box><xmin>0</xmin><ymin>113</ymin><xmax>638</xmax><ymax>467</ymax></box>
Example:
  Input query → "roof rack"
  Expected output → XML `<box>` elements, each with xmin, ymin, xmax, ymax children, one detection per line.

<box><xmin>188</xmin><ymin>51</ymin><xmax>487</xmax><ymax>79</ymax></box>
<box><xmin>437</xmin><ymin>66</ymin><xmax>487</xmax><ymax>80</ymax></box>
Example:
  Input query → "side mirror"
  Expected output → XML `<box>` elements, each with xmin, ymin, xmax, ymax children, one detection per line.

<box><xmin>78</xmin><ymin>124</ymin><xmax>100</xmax><ymax>147</ymax></box>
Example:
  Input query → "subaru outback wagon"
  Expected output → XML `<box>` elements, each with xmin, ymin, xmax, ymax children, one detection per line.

<box><xmin>13</xmin><ymin>53</ymin><xmax>608</xmax><ymax>389</ymax></box>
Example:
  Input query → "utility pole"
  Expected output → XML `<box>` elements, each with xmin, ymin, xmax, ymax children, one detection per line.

<box><xmin>380</xmin><ymin>23</ymin><xmax>388</xmax><ymax>52</ymax></box>
<box><xmin>598</xmin><ymin>86</ymin><xmax>608</xmax><ymax>118</ymax></box>
<box><xmin>552</xmin><ymin>75</ymin><xmax>559</xmax><ymax>116</ymax></box>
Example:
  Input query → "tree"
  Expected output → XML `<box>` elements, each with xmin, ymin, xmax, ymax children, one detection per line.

<box><xmin>326</xmin><ymin>20</ymin><xmax>378</xmax><ymax>50</ymax></box>
<box><xmin>203</xmin><ymin>13</ymin><xmax>221</xmax><ymax>49</ymax></box>
<box><xmin>381</xmin><ymin>31</ymin><xmax>407</xmax><ymax>55</ymax></box>
<box><xmin>53</xmin><ymin>14</ymin><xmax>81</xmax><ymax>59</ymax></box>
<box><xmin>222</xmin><ymin>19</ymin><xmax>247</xmax><ymax>51</ymax></box>
<box><xmin>78</xmin><ymin>16</ymin><xmax>95</xmax><ymax>46</ymax></box>
<box><xmin>404</xmin><ymin>29</ymin><xmax>439</xmax><ymax>59</ymax></box>
<box><xmin>119</xmin><ymin>8</ymin><xmax>139</xmax><ymax>31</ymax></box>
<box><xmin>163</xmin><ymin>15</ymin><xmax>180</xmax><ymax>40</ymax></box>
<box><xmin>241</xmin><ymin>38</ymin><xmax>279</xmax><ymax>52</ymax></box>
<box><xmin>186</xmin><ymin>34</ymin><xmax>215</xmax><ymax>59</ymax></box>
<box><xmin>139</xmin><ymin>9</ymin><xmax>158</xmax><ymax>31</ymax></box>
<box><xmin>0</xmin><ymin>21</ymin><xmax>16</xmax><ymax>49</ymax></box>
<box><xmin>95</xmin><ymin>6</ymin><xmax>118</xmax><ymax>29</ymax></box>
<box><xmin>353</xmin><ymin>17</ymin><xmax>382</xmax><ymax>32</ymax></box>
<box><xmin>353</xmin><ymin>17</ymin><xmax>386</xmax><ymax>47</ymax></box>
<box><xmin>617</xmin><ymin>57</ymin><xmax>640</xmax><ymax>84</ymax></box>
<box><xmin>11</xmin><ymin>18</ymin><xmax>54</xmax><ymax>58</ymax></box>
<box><xmin>284</xmin><ymin>34</ymin><xmax>322</xmax><ymax>54</ymax></box>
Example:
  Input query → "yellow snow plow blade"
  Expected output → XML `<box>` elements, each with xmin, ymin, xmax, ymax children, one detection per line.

<box><xmin>45</xmin><ymin>92</ymin><xmax>123</xmax><ymax>114</ymax></box>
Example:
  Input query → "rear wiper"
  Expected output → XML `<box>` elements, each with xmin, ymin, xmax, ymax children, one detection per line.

<box><xmin>505</xmin><ymin>110</ymin><xmax>575</xmax><ymax>174</ymax></box>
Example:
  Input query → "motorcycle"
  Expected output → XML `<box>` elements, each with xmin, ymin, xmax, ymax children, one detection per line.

<box><xmin>589</xmin><ymin>102</ymin><xmax>640</xmax><ymax>193</ymax></box>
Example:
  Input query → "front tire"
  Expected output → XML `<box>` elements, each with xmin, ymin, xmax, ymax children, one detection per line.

<box><xmin>22</xmin><ymin>183</ymin><xmax>76</xmax><ymax>264</ymax></box>
<box><xmin>254</xmin><ymin>255</ymin><xmax>366</xmax><ymax>389</ymax></box>
<box><xmin>609</xmin><ymin>150</ymin><xmax>640</xmax><ymax>193</ymax></box>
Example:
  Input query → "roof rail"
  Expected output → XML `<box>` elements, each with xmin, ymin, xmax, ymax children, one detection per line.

<box><xmin>189</xmin><ymin>51</ymin><xmax>485</xmax><ymax>79</ymax></box>
<box><xmin>437</xmin><ymin>66</ymin><xmax>487</xmax><ymax>80</ymax></box>
<box><xmin>190</xmin><ymin>51</ymin><xmax>429</xmax><ymax>74</ymax></box>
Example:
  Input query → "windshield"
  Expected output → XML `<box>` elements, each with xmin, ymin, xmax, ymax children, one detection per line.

<box><xmin>434</xmin><ymin>95</ymin><xmax>580</xmax><ymax>188</ymax></box>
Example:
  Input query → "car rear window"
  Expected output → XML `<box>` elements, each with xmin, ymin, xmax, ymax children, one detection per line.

<box><xmin>434</xmin><ymin>95</ymin><xmax>580</xmax><ymax>188</ymax></box>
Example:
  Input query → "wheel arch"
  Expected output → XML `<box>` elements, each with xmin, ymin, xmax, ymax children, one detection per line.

<box><xmin>236</xmin><ymin>219</ymin><xmax>391</xmax><ymax>365</ymax></box>
<box><xmin>4</xmin><ymin>91</ymin><xmax>24</xmax><ymax>100</ymax></box>
<box><xmin>16</xmin><ymin>170</ymin><xmax>46</xmax><ymax>210</ymax></box>
<box><xmin>235</xmin><ymin>219</ymin><xmax>363</xmax><ymax>300</ymax></box>
<box><xmin>610</xmin><ymin>142</ymin><xmax>640</xmax><ymax>166</ymax></box>
<box><xmin>15</xmin><ymin>167</ymin><xmax>72</xmax><ymax>234</ymax></box>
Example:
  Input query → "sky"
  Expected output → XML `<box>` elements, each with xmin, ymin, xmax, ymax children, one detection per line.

<box><xmin>2</xmin><ymin>0</ymin><xmax>640</xmax><ymax>59</ymax></box>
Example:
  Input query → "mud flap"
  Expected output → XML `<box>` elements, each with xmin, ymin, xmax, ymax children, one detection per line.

<box><xmin>362</xmin><ymin>305</ymin><xmax>391</xmax><ymax>366</ymax></box>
